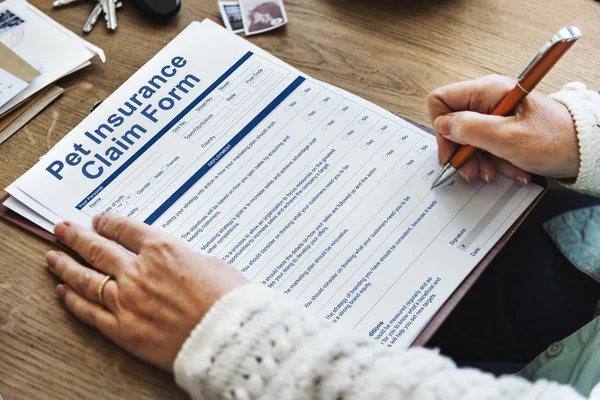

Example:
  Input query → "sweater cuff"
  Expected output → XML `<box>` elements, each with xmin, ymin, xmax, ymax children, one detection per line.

<box><xmin>549</xmin><ymin>82</ymin><xmax>600</xmax><ymax>195</ymax></box>
<box><xmin>173</xmin><ymin>283</ymin><xmax>285</xmax><ymax>398</ymax></box>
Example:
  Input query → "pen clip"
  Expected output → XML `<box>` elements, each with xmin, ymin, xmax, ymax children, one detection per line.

<box><xmin>518</xmin><ymin>26</ymin><xmax>581</xmax><ymax>82</ymax></box>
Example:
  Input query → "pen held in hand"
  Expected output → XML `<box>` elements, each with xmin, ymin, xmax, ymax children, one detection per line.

<box><xmin>430</xmin><ymin>26</ymin><xmax>582</xmax><ymax>190</ymax></box>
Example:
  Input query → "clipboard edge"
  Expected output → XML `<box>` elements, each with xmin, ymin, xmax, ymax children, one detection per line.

<box><xmin>407</xmin><ymin>118</ymin><xmax>549</xmax><ymax>346</ymax></box>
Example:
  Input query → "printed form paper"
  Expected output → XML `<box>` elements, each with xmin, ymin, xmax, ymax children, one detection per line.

<box><xmin>0</xmin><ymin>67</ymin><xmax>27</xmax><ymax>108</ymax></box>
<box><xmin>7</xmin><ymin>20</ymin><xmax>543</xmax><ymax>347</ymax></box>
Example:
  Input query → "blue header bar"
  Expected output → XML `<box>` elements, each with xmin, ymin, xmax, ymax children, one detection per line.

<box><xmin>76</xmin><ymin>51</ymin><xmax>254</xmax><ymax>210</ymax></box>
<box><xmin>144</xmin><ymin>75</ymin><xmax>306</xmax><ymax>225</ymax></box>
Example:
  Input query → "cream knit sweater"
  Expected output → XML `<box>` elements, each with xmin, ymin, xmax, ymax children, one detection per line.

<box><xmin>174</xmin><ymin>84</ymin><xmax>600</xmax><ymax>400</ymax></box>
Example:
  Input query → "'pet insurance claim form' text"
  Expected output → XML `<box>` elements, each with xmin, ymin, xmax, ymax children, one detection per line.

<box><xmin>6</xmin><ymin>20</ymin><xmax>543</xmax><ymax>348</ymax></box>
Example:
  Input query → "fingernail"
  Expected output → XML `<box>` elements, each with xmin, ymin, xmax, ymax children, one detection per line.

<box><xmin>56</xmin><ymin>284</ymin><xmax>67</xmax><ymax>299</ymax></box>
<box><xmin>515</xmin><ymin>174</ymin><xmax>529</xmax><ymax>185</ymax></box>
<box><xmin>46</xmin><ymin>250</ymin><xmax>59</xmax><ymax>266</ymax></box>
<box><xmin>464</xmin><ymin>172</ymin><xmax>471</xmax><ymax>183</ymax></box>
<box><xmin>92</xmin><ymin>213</ymin><xmax>102</xmax><ymax>230</ymax></box>
<box><xmin>483</xmin><ymin>173</ymin><xmax>490</xmax><ymax>183</ymax></box>
<box><xmin>54</xmin><ymin>222</ymin><xmax>68</xmax><ymax>239</ymax></box>
<box><xmin>434</xmin><ymin>115</ymin><xmax>451</xmax><ymax>135</ymax></box>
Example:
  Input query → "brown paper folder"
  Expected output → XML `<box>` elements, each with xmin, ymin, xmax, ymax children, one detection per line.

<box><xmin>0</xmin><ymin>42</ymin><xmax>40</xmax><ymax>83</ymax></box>
<box><xmin>0</xmin><ymin>85</ymin><xmax>51</xmax><ymax>132</ymax></box>
<box><xmin>0</xmin><ymin>120</ymin><xmax>547</xmax><ymax>346</ymax></box>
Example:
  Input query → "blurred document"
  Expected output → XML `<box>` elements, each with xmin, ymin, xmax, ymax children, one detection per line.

<box><xmin>0</xmin><ymin>0</ymin><xmax>104</xmax><ymax>116</ymax></box>
<box><xmin>0</xmin><ymin>67</ymin><xmax>27</xmax><ymax>107</ymax></box>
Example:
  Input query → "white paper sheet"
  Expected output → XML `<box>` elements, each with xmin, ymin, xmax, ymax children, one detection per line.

<box><xmin>0</xmin><ymin>66</ymin><xmax>27</xmax><ymax>108</ymax></box>
<box><xmin>3</xmin><ymin>195</ymin><xmax>54</xmax><ymax>232</ymax></box>
<box><xmin>6</xmin><ymin>20</ymin><xmax>543</xmax><ymax>348</ymax></box>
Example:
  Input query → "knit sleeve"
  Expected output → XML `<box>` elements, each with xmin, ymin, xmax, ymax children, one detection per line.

<box><xmin>550</xmin><ymin>83</ymin><xmax>600</xmax><ymax>195</ymax></box>
<box><xmin>173</xmin><ymin>283</ymin><xmax>585</xmax><ymax>400</ymax></box>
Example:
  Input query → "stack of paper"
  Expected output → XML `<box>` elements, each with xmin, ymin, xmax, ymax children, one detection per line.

<box><xmin>0</xmin><ymin>42</ymin><xmax>38</xmax><ymax>109</ymax></box>
<box><xmin>0</xmin><ymin>0</ymin><xmax>104</xmax><ymax>142</ymax></box>
<box><xmin>2</xmin><ymin>20</ymin><xmax>544</xmax><ymax>348</ymax></box>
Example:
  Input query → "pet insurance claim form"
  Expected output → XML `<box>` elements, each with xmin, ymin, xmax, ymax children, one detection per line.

<box><xmin>5</xmin><ymin>20</ymin><xmax>542</xmax><ymax>348</ymax></box>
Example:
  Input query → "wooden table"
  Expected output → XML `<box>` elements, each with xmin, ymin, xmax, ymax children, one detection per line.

<box><xmin>1</xmin><ymin>0</ymin><xmax>600</xmax><ymax>398</ymax></box>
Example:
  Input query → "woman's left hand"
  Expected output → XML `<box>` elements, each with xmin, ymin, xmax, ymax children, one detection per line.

<box><xmin>47</xmin><ymin>212</ymin><xmax>248</xmax><ymax>371</ymax></box>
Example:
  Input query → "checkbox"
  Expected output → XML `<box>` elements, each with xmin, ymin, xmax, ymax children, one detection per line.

<box><xmin>284</xmin><ymin>107</ymin><xmax>290</xmax><ymax>111</ymax></box>
<box><xmin>397</xmin><ymin>139</ymin><xmax>405</xmax><ymax>144</ymax></box>
<box><xmin>150</xmin><ymin>177</ymin><xmax>156</xmax><ymax>182</ymax></box>
<box><xmin>303</xmin><ymin>116</ymin><xmax>310</xmax><ymax>121</ymax></box>
<box><xmin>377</xmin><ymin>129</ymin><xmax>384</xmax><ymax>134</ymax></box>
<box><xmin>443</xmin><ymin>186</ymin><xmax>450</xmax><ymax>191</ymax></box>
<box><xmin>322</xmin><ymin>125</ymin><xmax>329</xmax><ymax>131</ymax></box>
<box><xmin>360</xmin><ymin>145</ymin><xmax>367</xmax><ymax>150</ymax></box>
<box><xmin>338</xmin><ymin>110</ymin><xmax>346</xmax><ymax>115</ymax></box>
<box><xmin>401</xmin><ymin>165</ymin><xmax>408</xmax><ymax>171</ymax></box>
<box><xmin>381</xmin><ymin>155</ymin><xmax>388</xmax><ymax>160</ymax></box>
<box><xmin>341</xmin><ymin>135</ymin><xmax>348</xmax><ymax>140</ymax></box>
<box><xmin>417</xmin><ymin>149</ymin><xmax>424</xmax><ymax>154</ymax></box>
<box><xmin>162</xmin><ymin>166</ymin><xmax>168</xmax><ymax>171</ymax></box>
<box><xmin>319</xmin><ymin>101</ymin><xmax>326</xmax><ymax>105</ymax></box>
<box><xmin>422</xmin><ymin>176</ymin><xmax>429</xmax><ymax>181</ymax></box>
<box><xmin>300</xmin><ymin>91</ymin><xmax>307</xmax><ymax>96</ymax></box>
<box><xmin>358</xmin><ymin>119</ymin><xmax>365</xmax><ymax>124</ymax></box>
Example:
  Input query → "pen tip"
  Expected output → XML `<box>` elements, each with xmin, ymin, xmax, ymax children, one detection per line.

<box><xmin>431</xmin><ymin>163</ymin><xmax>457</xmax><ymax>190</ymax></box>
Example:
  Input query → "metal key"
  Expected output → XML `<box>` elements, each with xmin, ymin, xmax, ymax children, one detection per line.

<box><xmin>83</xmin><ymin>1</ymin><xmax>122</xmax><ymax>33</ymax></box>
<box><xmin>53</xmin><ymin>0</ymin><xmax>82</xmax><ymax>8</ymax></box>
<box><xmin>82</xmin><ymin>2</ymin><xmax>102</xmax><ymax>33</ymax></box>
<box><xmin>98</xmin><ymin>0</ymin><xmax>109</xmax><ymax>22</ymax></box>
<box><xmin>104</xmin><ymin>0</ymin><xmax>118</xmax><ymax>30</ymax></box>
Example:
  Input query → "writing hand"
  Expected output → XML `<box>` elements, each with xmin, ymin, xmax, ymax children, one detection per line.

<box><xmin>428</xmin><ymin>75</ymin><xmax>580</xmax><ymax>184</ymax></box>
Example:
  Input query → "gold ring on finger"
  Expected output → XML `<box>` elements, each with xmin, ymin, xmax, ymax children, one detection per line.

<box><xmin>97</xmin><ymin>275</ymin><xmax>112</xmax><ymax>308</ymax></box>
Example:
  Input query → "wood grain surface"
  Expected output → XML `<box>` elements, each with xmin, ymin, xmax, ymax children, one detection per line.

<box><xmin>1</xmin><ymin>0</ymin><xmax>600</xmax><ymax>398</ymax></box>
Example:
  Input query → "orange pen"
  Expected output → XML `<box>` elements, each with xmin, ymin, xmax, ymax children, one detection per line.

<box><xmin>431</xmin><ymin>26</ymin><xmax>582</xmax><ymax>189</ymax></box>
